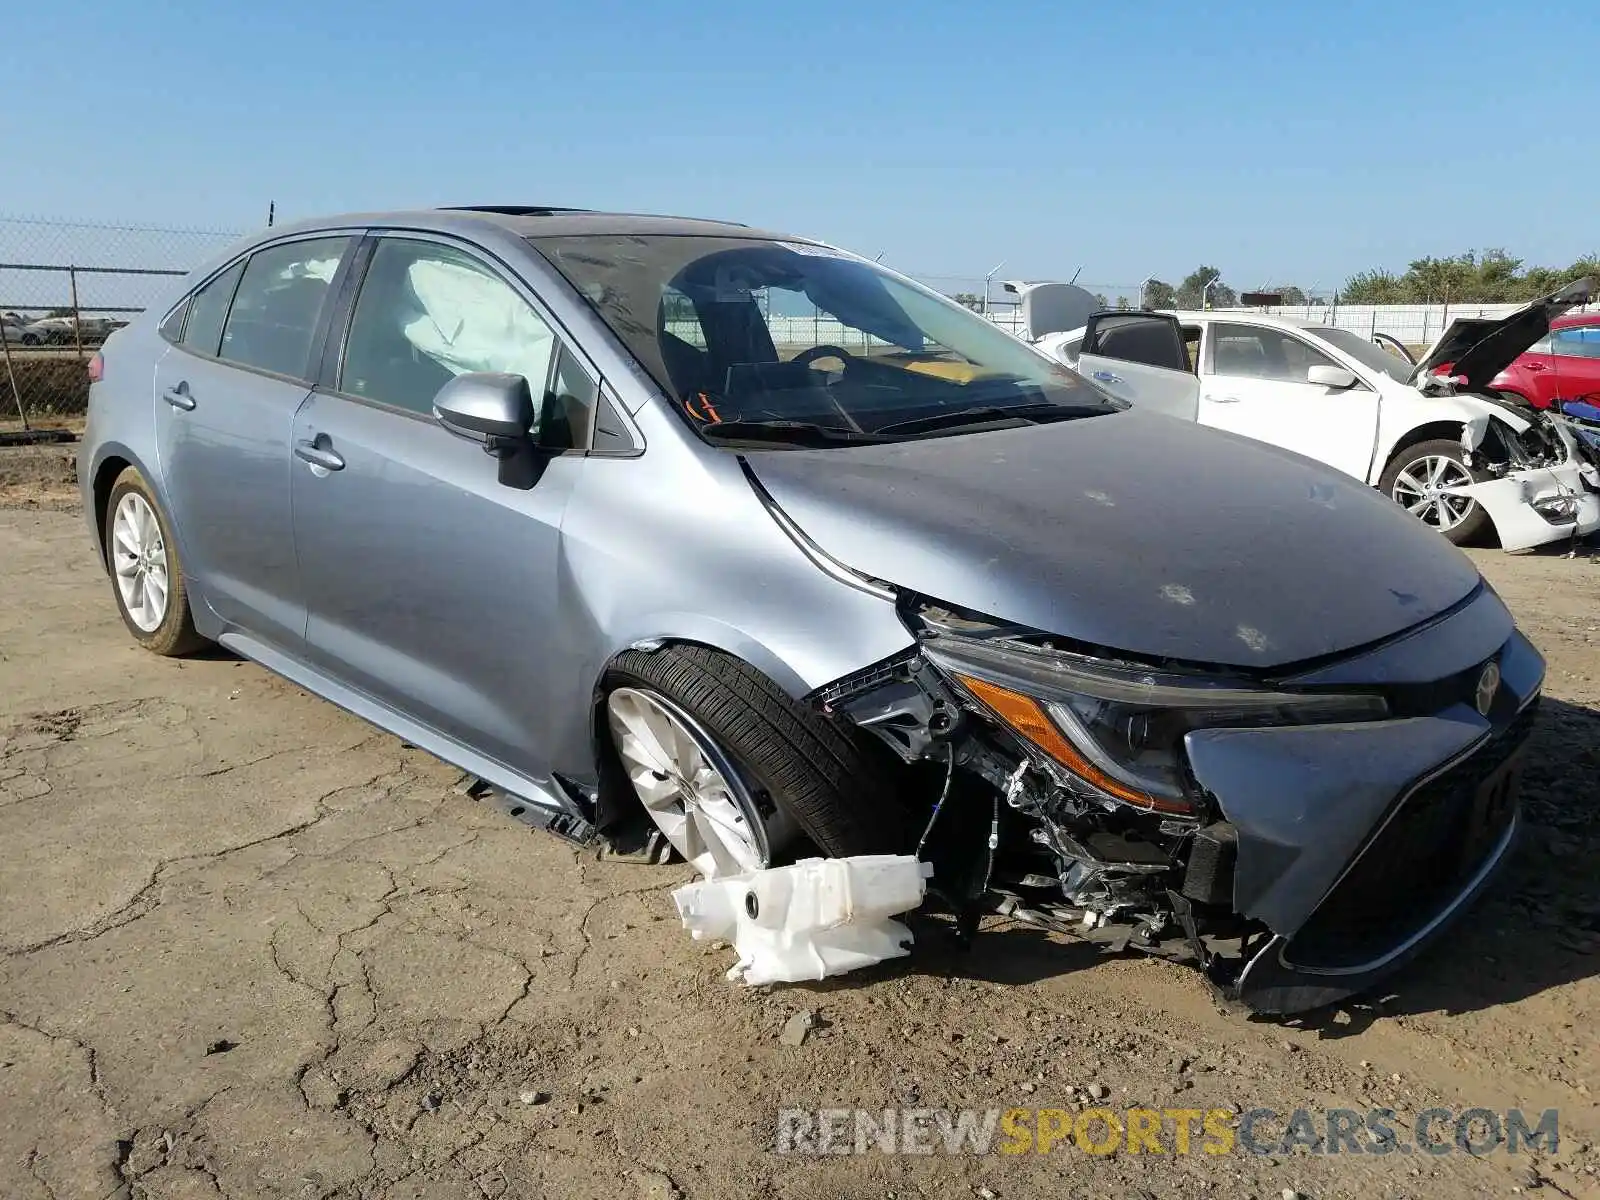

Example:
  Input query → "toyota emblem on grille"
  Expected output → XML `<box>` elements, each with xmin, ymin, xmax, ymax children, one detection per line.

<box><xmin>1475</xmin><ymin>661</ymin><xmax>1501</xmax><ymax>716</ymax></box>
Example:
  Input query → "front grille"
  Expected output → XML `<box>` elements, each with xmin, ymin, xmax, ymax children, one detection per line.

<box><xmin>1287</xmin><ymin>703</ymin><xmax>1536</xmax><ymax>971</ymax></box>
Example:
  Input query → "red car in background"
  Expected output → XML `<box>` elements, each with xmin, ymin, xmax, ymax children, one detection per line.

<box><xmin>1488</xmin><ymin>313</ymin><xmax>1600</xmax><ymax>407</ymax></box>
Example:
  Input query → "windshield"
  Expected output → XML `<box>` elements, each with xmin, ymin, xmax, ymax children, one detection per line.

<box><xmin>1304</xmin><ymin>325</ymin><xmax>1412</xmax><ymax>384</ymax></box>
<box><xmin>529</xmin><ymin>234</ymin><xmax>1118</xmax><ymax>443</ymax></box>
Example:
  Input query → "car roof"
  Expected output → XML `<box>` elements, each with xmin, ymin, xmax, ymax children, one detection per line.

<box><xmin>1167</xmin><ymin>309</ymin><xmax>1321</xmax><ymax>329</ymax></box>
<box><xmin>1551</xmin><ymin>311</ymin><xmax>1600</xmax><ymax>329</ymax></box>
<box><xmin>261</xmin><ymin>206</ymin><xmax>801</xmax><ymax>243</ymax></box>
<box><xmin>1048</xmin><ymin>308</ymin><xmax>1324</xmax><ymax>344</ymax></box>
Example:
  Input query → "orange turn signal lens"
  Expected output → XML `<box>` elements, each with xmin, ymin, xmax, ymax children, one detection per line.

<box><xmin>956</xmin><ymin>674</ymin><xmax>1192</xmax><ymax>815</ymax></box>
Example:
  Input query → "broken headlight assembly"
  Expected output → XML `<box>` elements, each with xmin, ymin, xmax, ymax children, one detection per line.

<box><xmin>920</xmin><ymin>634</ymin><xmax>1388</xmax><ymax>816</ymax></box>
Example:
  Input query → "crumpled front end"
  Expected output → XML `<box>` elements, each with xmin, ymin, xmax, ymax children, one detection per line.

<box><xmin>1448</xmin><ymin>404</ymin><xmax>1600</xmax><ymax>551</ymax></box>
<box><xmin>1185</xmin><ymin>624</ymin><xmax>1542</xmax><ymax>1013</ymax></box>
<box><xmin>808</xmin><ymin>582</ymin><xmax>1544</xmax><ymax>1016</ymax></box>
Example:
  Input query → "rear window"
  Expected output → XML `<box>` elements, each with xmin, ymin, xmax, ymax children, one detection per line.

<box><xmin>179</xmin><ymin>261</ymin><xmax>245</xmax><ymax>357</ymax></box>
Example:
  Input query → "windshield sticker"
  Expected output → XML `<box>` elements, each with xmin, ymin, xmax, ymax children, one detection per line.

<box><xmin>777</xmin><ymin>241</ymin><xmax>854</xmax><ymax>259</ymax></box>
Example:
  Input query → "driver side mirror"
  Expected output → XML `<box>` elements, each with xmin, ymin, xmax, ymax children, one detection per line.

<box><xmin>433</xmin><ymin>372</ymin><xmax>535</xmax><ymax>455</ymax></box>
<box><xmin>1306</xmin><ymin>364</ymin><xmax>1358</xmax><ymax>390</ymax></box>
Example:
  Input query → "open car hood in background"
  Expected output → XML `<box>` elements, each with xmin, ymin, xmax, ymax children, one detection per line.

<box><xmin>1000</xmin><ymin>281</ymin><xmax>1100</xmax><ymax>341</ymax></box>
<box><xmin>1413</xmin><ymin>277</ymin><xmax>1595</xmax><ymax>390</ymax></box>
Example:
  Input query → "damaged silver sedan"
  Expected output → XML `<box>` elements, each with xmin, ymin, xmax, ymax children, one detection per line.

<box><xmin>82</xmin><ymin>207</ymin><xmax>1542</xmax><ymax>1017</ymax></box>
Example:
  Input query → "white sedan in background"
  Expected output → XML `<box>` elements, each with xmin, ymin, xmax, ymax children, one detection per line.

<box><xmin>1025</xmin><ymin>282</ymin><xmax>1600</xmax><ymax>550</ymax></box>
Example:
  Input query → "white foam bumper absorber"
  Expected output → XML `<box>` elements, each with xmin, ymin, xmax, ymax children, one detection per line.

<box><xmin>671</xmin><ymin>855</ymin><xmax>932</xmax><ymax>985</ymax></box>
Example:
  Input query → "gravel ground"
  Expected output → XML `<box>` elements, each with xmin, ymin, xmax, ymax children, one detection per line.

<box><xmin>1</xmin><ymin>496</ymin><xmax>1598</xmax><ymax>1200</ymax></box>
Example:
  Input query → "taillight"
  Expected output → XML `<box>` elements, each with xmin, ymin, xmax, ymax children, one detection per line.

<box><xmin>87</xmin><ymin>352</ymin><xmax>104</xmax><ymax>383</ymax></box>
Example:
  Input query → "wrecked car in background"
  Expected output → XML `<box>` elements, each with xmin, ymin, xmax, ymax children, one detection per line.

<box><xmin>81</xmin><ymin>206</ymin><xmax>1543</xmax><ymax>1017</ymax></box>
<box><xmin>1030</xmin><ymin>279</ymin><xmax>1600</xmax><ymax>550</ymax></box>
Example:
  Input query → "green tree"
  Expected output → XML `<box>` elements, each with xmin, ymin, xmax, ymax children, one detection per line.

<box><xmin>1341</xmin><ymin>251</ymin><xmax>1600</xmax><ymax>305</ymax></box>
<box><xmin>951</xmin><ymin>292</ymin><xmax>983</xmax><ymax>312</ymax></box>
<box><xmin>1142</xmin><ymin>279</ymin><xmax>1177</xmax><ymax>309</ymax></box>
<box><xmin>1340</xmin><ymin>269</ymin><xmax>1404</xmax><ymax>304</ymax></box>
<box><xmin>1276</xmin><ymin>285</ymin><xmax>1308</xmax><ymax>306</ymax></box>
<box><xmin>1176</xmin><ymin>265</ymin><xmax>1235</xmax><ymax>309</ymax></box>
<box><xmin>1113</xmin><ymin>295</ymin><xmax>1131</xmax><ymax>310</ymax></box>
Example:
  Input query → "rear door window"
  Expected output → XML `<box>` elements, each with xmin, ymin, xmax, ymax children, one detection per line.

<box><xmin>1083</xmin><ymin>313</ymin><xmax>1189</xmax><ymax>371</ymax></box>
<box><xmin>179</xmin><ymin>261</ymin><xmax>245</xmax><ymax>357</ymax></box>
<box><xmin>218</xmin><ymin>237</ymin><xmax>351</xmax><ymax>379</ymax></box>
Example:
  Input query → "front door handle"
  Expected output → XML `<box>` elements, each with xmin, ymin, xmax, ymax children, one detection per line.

<box><xmin>294</xmin><ymin>439</ymin><xmax>345</xmax><ymax>472</ymax></box>
<box><xmin>162</xmin><ymin>382</ymin><xmax>195</xmax><ymax>411</ymax></box>
<box><xmin>1092</xmin><ymin>370</ymin><xmax>1125</xmax><ymax>385</ymax></box>
<box><xmin>1203</xmin><ymin>393</ymin><xmax>1242</xmax><ymax>404</ymax></box>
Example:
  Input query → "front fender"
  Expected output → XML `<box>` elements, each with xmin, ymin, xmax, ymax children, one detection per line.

<box><xmin>541</xmin><ymin>438</ymin><xmax>916</xmax><ymax>789</ymax></box>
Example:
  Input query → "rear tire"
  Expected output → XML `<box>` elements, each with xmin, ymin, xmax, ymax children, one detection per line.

<box><xmin>604</xmin><ymin>645</ymin><xmax>912</xmax><ymax>872</ymax></box>
<box><xmin>103</xmin><ymin>468</ymin><xmax>207</xmax><ymax>656</ymax></box>
<box><xmin>1378</xmin><ymin>438</ymin><xmax>1491</xmax><ymax>545</ymax></box>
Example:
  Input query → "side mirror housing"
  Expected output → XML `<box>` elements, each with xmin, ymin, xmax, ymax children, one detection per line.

<box><xmin>433</xmin><ymin>373</ymin><xmax>535</xmax><ymax>449</ymax></box>
<box><xmin>1307</xmin><ymin>364</ymin><xmax>1358</xmax><ymax>390</ymax></box>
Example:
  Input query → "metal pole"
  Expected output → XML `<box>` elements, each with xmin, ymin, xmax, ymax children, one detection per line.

<box><xmin>69</xmin><ymin>266</ymin><xmax>84</xmax><ymax>359</ymax></box>
<box><xmin>1139</xmin><ymin>276</ymin><xmax>1156</xmax><ymax>309</ymax></box>
<box><xmin>982</xmin><ymin>261</ymin><xmax>1004</xmax><ymax>316</ymax></box>
<box><xmin>0</xmin><ymin>325</ymin><xmax>28</xmax><ymax>430</ymax></box>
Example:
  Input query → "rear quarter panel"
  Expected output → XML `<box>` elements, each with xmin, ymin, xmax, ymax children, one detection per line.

<box><xmin>78</xmin><ymin>323</ymin><xmax>176</xmax><ymax>570</ymax></box>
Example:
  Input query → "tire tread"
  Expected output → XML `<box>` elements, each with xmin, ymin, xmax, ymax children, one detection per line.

<box><xmin>609</xmin><ymin>645</ymin><xmax>908</xmax><ymax>857</ymax></box>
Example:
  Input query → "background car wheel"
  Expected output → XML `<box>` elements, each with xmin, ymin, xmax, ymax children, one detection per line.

<box><xmin>604</xmin><ymin>645</ymin><xmax>911</xmax><ymax>877</ymax></box>
<box><xmin>104</xmin><ymin>468</ymin><xmax>206</xmax><ymax>656</ymax></box>
<box><xmin>1378</xmin><ymin>439</ymin><xmax>1491</xmax><ymax>545</ymax></box>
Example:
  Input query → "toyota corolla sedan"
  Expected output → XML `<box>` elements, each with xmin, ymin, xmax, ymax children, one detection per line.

<box><xmin>80</xmin><ymin>206</ymin><xmax>1541</xmax><ymax>1013</ymax></box>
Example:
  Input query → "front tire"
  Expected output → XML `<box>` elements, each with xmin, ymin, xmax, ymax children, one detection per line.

<box><xmin>604</xmin><ymin>645</ymin><xmax>911</xmax><ymax>877</ymax></box>
<box><xmin>1378</xmin><ymin>439</ymin><xmax>1491</xmax><ymax>545</ymax></box>
<box><xmin>103</xmin><ymin>468</ymin><xmax>206</xmax><ymax>656</ymax></box>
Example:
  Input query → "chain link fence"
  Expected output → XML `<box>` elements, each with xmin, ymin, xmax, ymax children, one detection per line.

<box><xmin>1</xmin><ymin>216</ymin><xmax>243</xmax><ymax>425</ymax></box>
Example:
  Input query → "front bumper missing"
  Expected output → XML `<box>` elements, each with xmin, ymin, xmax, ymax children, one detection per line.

<box><xmin>1451</xmin><ymin>413</ymin><xmax>1600</xmax><ymax>551</ymax></box>
<box><xmin>1446</xmin><ymin>469</ymin><xmax>1600</xmax><ymax>552</ymax></box>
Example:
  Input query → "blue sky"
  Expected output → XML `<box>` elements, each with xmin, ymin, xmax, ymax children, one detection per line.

<box><xmin>3</xmin><ymin>0</ymin><xmax>1595</xmax><ymax>295</ymax></box>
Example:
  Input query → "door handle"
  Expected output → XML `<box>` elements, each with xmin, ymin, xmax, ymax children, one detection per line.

<box><xmin>1092</xmin><ymin>370</ymin><xmax>1125</xmax><ymax>385</ymax></box>
<box><xmin>1525</xmin><ymin>362</ymin><xmax>1547</xmax><ymax>372</ymax></box>
<box><xmin>1203</xmin><ymin>393</ymin><xmax>1242</xmax><ymax>404</ymax></box>
<box><xmin>294</xmin><ymin>439</ymin><xmax>345</xmax><ymax>472</ymax></box>
<box><xmin>162</xmin><ymin>382</ymin><xmax>195</xmax><ymax>411</ymax></box>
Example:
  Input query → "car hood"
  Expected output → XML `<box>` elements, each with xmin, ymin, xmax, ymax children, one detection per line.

<box><xmin>745</xmin><ymin>411</ymin><xmax>1482</xmax><ymax>671</ymax></box>
<box><xmin>1413</xmin><ymin>276</ymin><xmax>1594</xmax><ymax>390</ymax></box>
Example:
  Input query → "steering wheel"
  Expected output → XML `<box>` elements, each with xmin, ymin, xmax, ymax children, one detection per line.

<box><xmin>788</xmin><ymin>344</ymin><xmax>866</xmax><ymax>432</ymax></box>
<box><xmin>791</xmin><ymin>344</ymin><xmax>857</xmax><ymax>371</ymax></box>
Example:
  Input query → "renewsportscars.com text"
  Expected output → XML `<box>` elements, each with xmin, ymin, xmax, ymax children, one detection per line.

<box><xmin>776</xmin><ymin>1106</ymin><xmax>1561</xmax><ymax>1158</ymax></box>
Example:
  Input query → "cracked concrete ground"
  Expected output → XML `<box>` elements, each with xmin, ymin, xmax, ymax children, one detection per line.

<box><xmin>2</xmin><ymin>505</ymin><xmax>1600</xmax><ymax>1200</ymax></box>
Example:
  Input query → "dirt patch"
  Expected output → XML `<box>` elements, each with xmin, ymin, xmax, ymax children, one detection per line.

<box><xmin>1</xmin><ymin>511</ymin><xmax>1598</xmax><ymax>1199</ymax></box>
<box><xmin>0</xmin><ymin>443</ymin><xmax>79</xmax><ymax>511</ymax></box>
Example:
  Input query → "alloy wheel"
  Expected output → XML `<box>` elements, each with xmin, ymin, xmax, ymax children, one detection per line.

<box><xmin>1390</xmin><ymin>455</ymin><xmax>1477</xmax><ymax>532</ymax></box>
<box><xmin>606</xmin><ymin>686</ymin><xmax>768</xmax><ymax>879</ymax></box>
<box><xmin>111</xmin><ymin>492</ymin><xmax>169</xmax><ymax>632</ymax></box>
